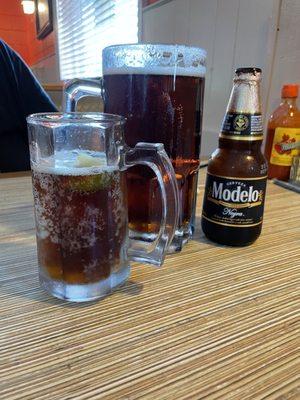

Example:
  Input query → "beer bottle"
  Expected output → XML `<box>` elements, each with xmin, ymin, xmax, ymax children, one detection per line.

<box><xmin>201</xmin><ymin>67</ymin><xmax>268</xmax><ymax>246</ymax></box>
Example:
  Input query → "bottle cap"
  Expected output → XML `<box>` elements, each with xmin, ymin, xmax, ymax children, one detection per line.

<box><xmin>234</xmin><ymin>67</ymin><xmax>261</xmax><ymax>82</ymax></box>
<box><xmin>235</xmin><ymin>67</ymin><xmax>261</xmax><ymax>75</ymax></box>
<box><xmin>281</xmin><ymin>84</ymin><xmax>298</xmax><ymax>98</ymax></box>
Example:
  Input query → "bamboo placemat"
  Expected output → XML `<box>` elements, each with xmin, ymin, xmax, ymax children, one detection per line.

<box><xmin>0</xmin><ymin>173</ymin><xmax>299</xmax><ymax>399</ymax></box>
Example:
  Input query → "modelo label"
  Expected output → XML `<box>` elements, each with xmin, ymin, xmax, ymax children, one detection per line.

<box><xmin>202</xmin><ymin>173</ymin><xmax>267</xmax><ymax>227</ymax></box>
<box><xmin>221</xmin><ymin>112</ymin><xmax>263</xmax><ymax>138</ymax></box>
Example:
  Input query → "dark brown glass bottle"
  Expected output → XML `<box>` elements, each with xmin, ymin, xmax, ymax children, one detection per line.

<box><xmin>201</xmin><ymin>67</ymin><xmax>268</xmax><ymax>246</ymax></box>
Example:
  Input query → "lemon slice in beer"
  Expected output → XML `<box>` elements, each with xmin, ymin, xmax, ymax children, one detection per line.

<box><xmin>69</xmin><ymin>152</ymin><xmax>113</xmax><ymax>193</ymax></box>
<box><xmin>75</xmin><ymin>153</ymin><xmax>105</xmax><ymax>168</ymax></box>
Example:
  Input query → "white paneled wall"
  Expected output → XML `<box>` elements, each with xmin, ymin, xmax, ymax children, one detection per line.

<box><xmin>266</xmin><ymin>0</ymin><xmax>300</xmax><ymax>117</ymax></box>
<box><xmin>142</xmin><ymin>0</ymin><xmax>300</xmax><ymax>156</ymax></box>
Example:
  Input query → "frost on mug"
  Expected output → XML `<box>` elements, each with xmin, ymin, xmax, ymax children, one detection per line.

<box><xmin>27</xmin><ymin>113</ymin><xmax>179</xmax><ymax>302</ymax></box>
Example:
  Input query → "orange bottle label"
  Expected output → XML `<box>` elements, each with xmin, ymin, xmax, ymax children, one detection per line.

<box><xmin>270</xmin><ymin>127</ymin><xmax>300</xmax><ymax>166</ymax></box>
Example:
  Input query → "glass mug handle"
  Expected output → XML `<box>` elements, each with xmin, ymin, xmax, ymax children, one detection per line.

<box><xmin>63</xmin><ymin>78</ymin><xmax>103</xmax><ymax>112</ymax></box>
<box><xmin>121</xmin><ymin>143</ymin><xmax>179</xmax><ymax>266</ymax></box>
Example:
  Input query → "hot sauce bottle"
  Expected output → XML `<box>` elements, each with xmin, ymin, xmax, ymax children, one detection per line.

<box><xmin>264</xmin><ymin>84</ymin><xmax>300</xmax><ymax>181</ymax></box>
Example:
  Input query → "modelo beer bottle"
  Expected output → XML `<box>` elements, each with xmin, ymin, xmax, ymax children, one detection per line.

<box><xmin>201</xmin><ymin>67</ymin><xmax>268</xmax><ymax>246</ymax></box>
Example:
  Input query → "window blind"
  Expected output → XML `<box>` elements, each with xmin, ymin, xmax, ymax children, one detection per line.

<box><xmin>56</xmin><ymin>0</ymin><xmax>139</xmax><ymax>80</ymax></box>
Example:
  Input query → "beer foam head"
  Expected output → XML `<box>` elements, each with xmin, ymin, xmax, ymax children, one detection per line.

<box><xmin>103</xmin><ymin>44</ymin><xmax>206</xmax><ymax>77</ymax></box>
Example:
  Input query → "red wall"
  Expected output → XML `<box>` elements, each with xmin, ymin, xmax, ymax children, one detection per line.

<box><xmin>0</xmin><ymin>0</ymin><xmax>30</xmax><ymax>62</ymax></box>
<box><xmin>0</xmin><ymin>0</ymin><xmax>55</xmax><ymax>66</ymax></box>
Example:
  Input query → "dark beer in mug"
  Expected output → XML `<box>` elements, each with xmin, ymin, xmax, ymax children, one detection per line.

<box><xmin>28</xmin><ymin>112</ymin><xmax>179</xmax><ymax>302</ymax></box>
<box><xmin>103</xmin><ymin>48</ymin><xmax>205</xmax><ymax>248</ymax></box>
<box><xmin>32</xmin><ymin>151</ymin><xmax>128</xmax><ymax>287</ymax></box>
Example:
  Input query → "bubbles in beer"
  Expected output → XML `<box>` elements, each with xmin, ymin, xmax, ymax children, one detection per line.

<box><xmin>103</xmin><ymin>71</ymin><xmax>204</xmax><ymax>239</ymax></box>
<box><xmin>32</xmin><ymin>150</ymin><xmax>128</xmax><ymax>284</ymax></box>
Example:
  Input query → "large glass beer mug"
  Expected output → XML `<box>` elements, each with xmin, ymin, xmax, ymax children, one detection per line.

<box><xmin>63</xmin><ymin>44</ymin><xmax>206</xmax><ymax>251</ymax></box>
<box><xmin>27</xmin><ymin>112</ymin><xmax>178</xmax><ymax>302</ymax></box>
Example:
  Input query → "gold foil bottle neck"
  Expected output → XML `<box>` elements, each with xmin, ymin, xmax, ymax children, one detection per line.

<box><xmin>227</xmin><ymin>67</ymin><xmax>262</xmax><ymax>115</ymax></box>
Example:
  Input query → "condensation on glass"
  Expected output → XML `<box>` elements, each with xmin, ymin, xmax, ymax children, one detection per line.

<box><xmin>27</xmin><ymin>112</ymin><xmax>178</xmax><ymax>302</ymax></box>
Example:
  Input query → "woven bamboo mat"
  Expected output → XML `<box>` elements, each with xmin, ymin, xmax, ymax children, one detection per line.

<box><xmin>0</xmin><ymin>172</ymin><xmax>299</xmax><ymax>399</ymax></box>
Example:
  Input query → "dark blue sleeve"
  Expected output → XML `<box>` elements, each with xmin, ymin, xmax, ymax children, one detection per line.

<box><xmin>0</xmin><ymin>40</ymin><xmax>58</xmax><ymax>172</ymax></box>
<box><xmin>3</xmin><ymin>42</ymin><xmax>57</xmax><ymax>116</ymax></box>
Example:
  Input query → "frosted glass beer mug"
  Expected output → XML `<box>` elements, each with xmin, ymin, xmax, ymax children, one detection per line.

<box><xmin>27</xmin><ymin>113</ymin><xmax>178</xmax><ymax>302</ymax></box>
<box><xmin>63</xmin><ymin>44</ymin><xmax>206</xmax><ymax>251</ymax></box>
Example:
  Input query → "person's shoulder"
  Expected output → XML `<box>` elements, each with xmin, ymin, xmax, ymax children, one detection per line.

<box><xmin>0</xmin><ymin>40</ymin><xmax>15</xmax><ymax>58</ymax></box>
<box><xmin>0</xmin><ymin>40</ymin><xmax>23</xmax><ymax>72</ymax></box>
<box><xmin>0</xmin><ymin>39</ymin><xmax>9</xmax><ymax>51</ymax></box>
